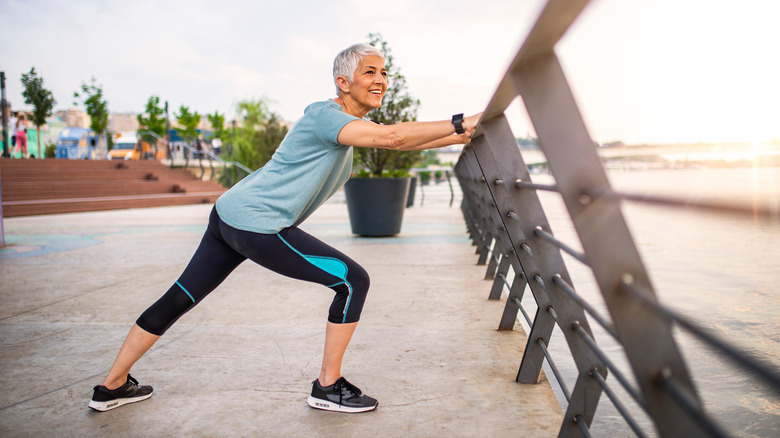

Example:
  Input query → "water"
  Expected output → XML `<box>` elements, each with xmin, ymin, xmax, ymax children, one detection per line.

<box><xmin>520</xmin><ymin>167</ymin><xmax>780</xmax><ymax>436</ymax></box>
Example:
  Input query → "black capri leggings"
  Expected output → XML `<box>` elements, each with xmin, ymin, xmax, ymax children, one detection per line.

<box><xmin>137</xmin><ymin>207</ymin><xmax>370</xmax><ymax>336</ymax></box>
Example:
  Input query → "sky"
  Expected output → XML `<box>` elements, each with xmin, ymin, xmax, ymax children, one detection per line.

<box><xmin>2</xmin><ymin>0</ymin><xmax>779</xmax><ymax>145</ymax></box>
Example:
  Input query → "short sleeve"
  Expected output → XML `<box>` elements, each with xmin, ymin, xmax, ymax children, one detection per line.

<box><xmin>314</xmin><ymin>103</ymin><xmax>359</xmax><ymax>145</ymax></box>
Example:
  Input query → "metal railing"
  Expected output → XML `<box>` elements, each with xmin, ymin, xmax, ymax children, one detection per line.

<box><xmin>410</xmin><ymin>168</ymin><xmax>456</xmax><ymax>207</ymax></box>
<box><xmin>139</xmin><ymin>131</ymin><xmax>253</xmax><ymax>186</ymax></box>
<box><xmin>455</xmin><ymin>0</ymin><xmax>779</xmax><ymax>437</ymax></box>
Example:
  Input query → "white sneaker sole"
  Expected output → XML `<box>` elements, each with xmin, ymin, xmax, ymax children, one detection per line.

<box><xmin>88</xmin><ymin>393</ymin><xmax>152</xmax><ymax>412</ymax></box>
<box><xmin>307</xmin><ymin>396</ymin><xmax>377</xmax><ymax>413</ymax></box>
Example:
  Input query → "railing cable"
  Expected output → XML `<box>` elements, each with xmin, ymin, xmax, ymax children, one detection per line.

<box><xmin>512</xmin><ymin>296</ymin><xmax>533</xmax><ymax>327</ymax></box>
<box><xmin>553</xmin><ymin>275</ymin><xmax>617</xmax><ymax>339</ymax></box>
<box><xmin>538</xmin><ymin>336</ymin><xmax>571</xmax><ymax>403</ymax></box>
<box><xmin>622</xmin><ymin>281</ymin><xmax>780</xmax><ymax>390</ymax></box>
<box><xmin>533</xmin><ymin>226</ymin><xmax>588</xmax><ymax>264</ymax></box>
<box><xmin>589</xmin><ymin>370</ymin><xmax>649</xmax><ymax>438</ymax></box>
<box><xmin>572</xmin><ymin>323</ymin><xmax>646</xmax><ymax>410</ymax></box>
<box><xmin>658</xmin><ymin>369</ymin><xmax>730</xmax><ymax>438</ymax></box>
<box><xmin>573</xmin><ymin>415</ymin><xmax>592</xmax><ymax>438</ymax></box>
<box><xmin>515</xmin><ymin>179</ymin><xmax>560</xmax><ymax>192</ymax></box>
<box><xmin>587</xmin><ymin>187</ymin><xmax>777</xmax><ymax>222</ymax></box>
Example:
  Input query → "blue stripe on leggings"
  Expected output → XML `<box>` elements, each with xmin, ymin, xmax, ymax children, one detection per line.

<box><xmin>277</xmin><ymin>234</ymin><xmax>353</xmax><ymax>323</ymax></box>
<box><xmin>176</xmin><ymin>281</ymin><xmax>196</xmax><ymax>303</ymax></box>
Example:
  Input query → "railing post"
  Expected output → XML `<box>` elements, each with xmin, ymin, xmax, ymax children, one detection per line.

<box><xmin>515</xmin><ymin>49</ymin><xmax>706</xmax><ymax>437</ymax></box>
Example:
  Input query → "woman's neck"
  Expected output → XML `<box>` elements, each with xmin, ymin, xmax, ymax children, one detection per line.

<box><xmin>333</xmin><ymin>96</ymin><xmax>370</xmax><ymax>119</ymax></box>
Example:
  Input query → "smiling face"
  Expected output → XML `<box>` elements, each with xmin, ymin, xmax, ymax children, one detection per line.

<box><xmin>337</xmin><ymin>55</ymin><xmax>387</xmax><ymax>117</ymax></box>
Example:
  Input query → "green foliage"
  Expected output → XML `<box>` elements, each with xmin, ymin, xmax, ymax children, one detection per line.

<box><xmin>74</xmin><ymin>77</ymin><xmax>109</xmax><ymax>135</ymax></box>
<box><xmin>174</xmin><ymin>105</ymin><xmax>201</xmax><ymax>143</ymax></box>
<box><xmin>44</xmin><ymin>141</ymin><xmax>56</xmax><ymax>158</ymax></box>
<box><xmin>352</xmin><ymin>33</ymin><xmax>422</xmax><ymax>178</ymax></box>
<box><xmin>21</xmin><ymin>67</ymin><xmax>57</xmax><ymax>157</ymax></box>
<box><xmin>221</xmin><ymin>98</ymin><xmax>288</xmax><ymax>175</ymax></box>
<box><xmin>420</xmin><ymin>150</ymin><xmax>441</xmax><ymax>167</ymax></box>
<box><xmin>207</xmin><ymin>111</ymin><xmax>227</xmax><ymax>139</ymax></box>
<box><xmin>21</xmin><ymin>67</ymin><xmax>56</xmax><ymax>130</ymax></box>
<box><xmin>137</xmin><ymin>96</ymin><xmax>166</xmax><ymax>141</ymax></box>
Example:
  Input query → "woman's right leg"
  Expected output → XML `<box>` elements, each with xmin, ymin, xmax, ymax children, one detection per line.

<box><xmin>101</xmin><ymin>324</ymin><xmax>160</xmax><ymax>389</ymax></box>
<box><xmin>100</xmin><ymin>208</ymin><xmax>246</xmax><ymax>389</ymax></box>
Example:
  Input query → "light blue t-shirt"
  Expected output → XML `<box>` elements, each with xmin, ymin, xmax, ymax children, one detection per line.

<box><xmin>215</xmin><ymin>100</ymin><xmax>358</xmax><ymax>233</ymax></box>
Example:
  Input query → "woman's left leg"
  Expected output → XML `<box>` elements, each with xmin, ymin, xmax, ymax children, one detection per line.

<box><xmin>218</xmin><ymin>223</ymin><xmax>371</xmax><ymax>386</ymax></box>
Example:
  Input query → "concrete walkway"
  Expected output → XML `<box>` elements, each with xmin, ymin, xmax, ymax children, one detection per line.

<box><xmin>0</xmin><ymin>193</ymin><xmax>562</xmax><ymax>437</ymax></box>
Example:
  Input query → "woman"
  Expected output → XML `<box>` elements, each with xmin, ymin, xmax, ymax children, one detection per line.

<box><xmin>13</xmin><ymin>114</ymin><xmax>28</xmax><ymax>158</ymax></box>
<box><xmin>89</xmin><ymin>43</ymin><xmax>480</xmax><ymax>414</ymax></box>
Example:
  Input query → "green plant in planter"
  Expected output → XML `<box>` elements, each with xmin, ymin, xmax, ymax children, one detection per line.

<box><xmin>345</xmin><ymin>34</ymin><xmax>424</xmax><ymax>236</ymax></box>
<box><xmin>418</xmin><ymin>170</ymin><xmax>431</xmax><ymax>185</ymax></box>
<box><xmin>352</xmin><ymin>33</ymin><xmax>422</xmax><ymax>177</ymax></box>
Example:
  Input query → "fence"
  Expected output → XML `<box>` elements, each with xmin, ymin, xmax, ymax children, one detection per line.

<box><xmin>139</xmin><ymin>131</ymin><xmax>252</xmax><ymax>185</ymax></box>
<box><xmin>455</xmin><ymin>0</ymin><xmax>779</xmax><ymax>436</ymax></box>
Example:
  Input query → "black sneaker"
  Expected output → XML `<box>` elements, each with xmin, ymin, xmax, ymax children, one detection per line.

<box><xmin>307</xmin><ymin>377</ymin><xmax>378</xmax><ymax>413</ymax></box>
<box><xmin>88</xmin><ymin>374</ymin><xmax>153</xmax><ymax>412</ymax></box>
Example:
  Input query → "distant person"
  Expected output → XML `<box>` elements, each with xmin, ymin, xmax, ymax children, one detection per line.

<box><xmin>88</xmin><ymin>42</ymin><xmax>481</xmax><ymax>414</ymax></box>
<box><xmin>12</xmin><ymin>114</ymin><xmax>28</xmax><ymax>158</ymax></box>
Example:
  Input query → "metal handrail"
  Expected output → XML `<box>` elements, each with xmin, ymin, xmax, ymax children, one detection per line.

<box><xmin>138</xmin><ymin>130</ymin><xmax>253</xmax><ymax>185</ymax></box>
<box><xmin>454</xmin><ymin>0</ymin><xmax>779</xmax><ymax>436</ymax></box>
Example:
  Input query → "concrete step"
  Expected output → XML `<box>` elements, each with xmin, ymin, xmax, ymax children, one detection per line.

<box><xmin>0</xmin><ymin>158</ymin><xmax>227</xmax><ymax>217</ymax></box>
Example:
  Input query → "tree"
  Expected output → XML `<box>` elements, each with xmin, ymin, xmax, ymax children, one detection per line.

<box><xmin>353</xmin><ymin>33</ymin><xmax>422</xmax><ymax>177</ymax></box>
<box><xmin>137</xmin><ymin>96</ymin><xmax>166</xmax><ymax>145</ymax></box>
<box><xmin>74</xmin><ymin>77</ymin><xmax>109</xmax><ymax>157</ymax></box>
<box><xmin>174</xmin><ymin>105</ymin><xmax>200</xmax><ymax>143</ymax></box>
<box><xmin>21</xmin><ymin>67</ymin><xmax>56</xmax><ymax>158</ymax></box>
<box><xmin>207</xmin><ymin>111</ymin><xmax>227</xmax><ymax>139</ymax></box>
<box><xmin>223</xmin><ymin>98</ymin><xmax>288</xmax><ymax>172</ymax></box>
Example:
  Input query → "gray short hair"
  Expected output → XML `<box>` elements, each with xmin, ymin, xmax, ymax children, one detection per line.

<box><xmin>332</xmin><ymin>43</ymin><xmax>384</xmax><ymax>95</ymax></box>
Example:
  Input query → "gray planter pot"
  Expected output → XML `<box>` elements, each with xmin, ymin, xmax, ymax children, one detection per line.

<box><xmin>344</xmin><ymin>177</ymin><xmax>411</xmax><ymax>237</ymax></box>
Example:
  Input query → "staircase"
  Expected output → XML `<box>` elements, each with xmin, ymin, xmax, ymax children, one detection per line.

<box><xmin>0</xmin><ymin>159</ymin><xmax>227</xmax><ymax>217</ymax></box>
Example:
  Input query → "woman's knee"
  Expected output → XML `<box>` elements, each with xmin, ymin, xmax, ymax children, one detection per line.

<box><xmin>136</xmin><ymin>283</ymin><xmax>194</xmax><ymax>336</ymax></box>
<box><xmin>349</xmin><ymin>263</ymin><xmax>370</xmax><ymax>295</ymax></box>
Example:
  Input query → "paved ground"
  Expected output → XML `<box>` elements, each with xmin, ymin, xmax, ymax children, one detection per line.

<box><xmin>0</xmin><ymin>192</ymin><xmax>562</xmax><ymax>437</ymax></box>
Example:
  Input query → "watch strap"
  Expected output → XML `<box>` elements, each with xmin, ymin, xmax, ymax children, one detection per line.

<box><xmin>451</xmin><ymin>113</ymin><xmax>465</xmax><ymax>134</ymax></box>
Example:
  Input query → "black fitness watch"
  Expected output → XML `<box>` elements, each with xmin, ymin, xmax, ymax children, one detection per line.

<box><xmin>452</xmin><ymin>113</ymin><xmax>465</xmax><ymax>134</ymax></box>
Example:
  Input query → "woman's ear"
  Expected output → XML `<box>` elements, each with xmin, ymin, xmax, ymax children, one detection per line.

<box><xmin>336</xmin><ymin>75</ymin><xmax>351</xmax><ymax>94</ymax></box>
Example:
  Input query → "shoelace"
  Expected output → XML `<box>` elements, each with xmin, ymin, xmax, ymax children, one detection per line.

<box><xmin>126</xmin><ymin>374</ymin><xmax>139</xmax><ymax>389</ymax></box>
<box><xmin>334</xmin><ymin>378</ymin><xmax>361</xmax><ymax>403</ymax></box>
